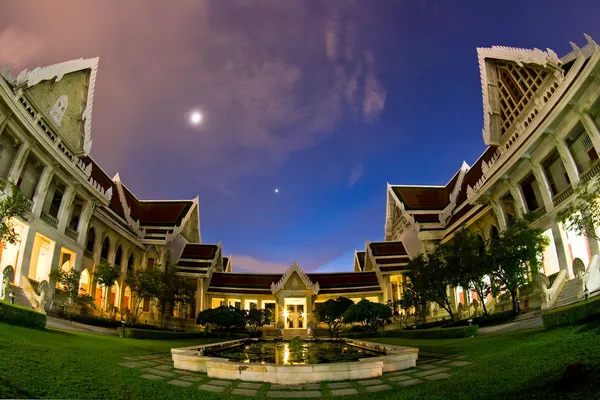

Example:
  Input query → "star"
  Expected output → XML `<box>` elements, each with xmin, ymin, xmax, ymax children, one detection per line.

<box><xmin>274</xmin><ymin>188</ymin><xmax>279</xmax><ymax>193</ymax></box>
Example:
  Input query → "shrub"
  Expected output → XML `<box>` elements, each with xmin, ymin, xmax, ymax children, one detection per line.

<box><xmin>542</xmin><ymin>295</ymin><xmax>600</xmax><ymax>329</ymax></box>
<box><xmin>378</xmin><ymin>325</ymin><xmax>479</xmax><ymax>339</ymax></box>
<box><xmin>117</xmin><ymin>327</ymin><xmax>250</xmax><ymax>340</ymax></box>
<box><xmin>0</xmin><ymin>302</ymin><xmax>46</xmax><ymax>329</ymax></box>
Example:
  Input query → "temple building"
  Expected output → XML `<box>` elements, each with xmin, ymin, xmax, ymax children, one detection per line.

<box><xmin>1</xmin><ymin>34</ymin><xmax>600</xmax><ymax>330</ymax></box>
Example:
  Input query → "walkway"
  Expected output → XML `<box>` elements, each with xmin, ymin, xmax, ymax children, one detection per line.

<box><xmin>46</xmin><ymin>315</ymin><xmax>117</xmax><ymax>335</ymax></box>
<box><xmin>479</xmin><ymin>312</ymin><xmax>543</xmax><ymax>335</ymax></box>
<box><xmin>117</xmin><ymin>351</ymin><xmax>473</xmax><ymax>397</ymax></box>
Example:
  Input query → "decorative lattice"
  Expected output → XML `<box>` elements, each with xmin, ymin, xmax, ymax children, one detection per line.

<box><xmin>496</xmin><ymin>61</ymin><xmax>548</xmax><ymax>135</ymax></box>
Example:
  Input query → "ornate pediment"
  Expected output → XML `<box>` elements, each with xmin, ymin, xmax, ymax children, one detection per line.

<box><xmin>439</xmin><ymin>162</ymin><xmax>469</xmax><ymax>226</ymax></box>
<box><xmin>478</xmin><ymin>46</ymin><xmax>563</xmax><ymax>146</ymax></box>
<box><xmin>113</xmin><ymin>173</ymin><xmax>146</xmax><ymax>240</ymax></box>
<box><xmin>271</xmin><ymin>262</ymin><xmax>319</xmax><ymax>294</ymax></box>
<box><xmin>15</xmin><ymin>58</ymin><xmax>99</xmax><ymax>156</ymax></box>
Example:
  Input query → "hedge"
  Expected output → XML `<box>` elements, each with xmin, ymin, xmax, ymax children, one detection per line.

<box><xmin>340</xmin><ymin>325</ymin><xmax>478</xmax><ymax>339</ymax></box>
<box><xmin>542</xmin><ymin>295</ymin><xmax>600</xmax><ymax>329</ymax></box>
<box><xmin>117</xmin><ymin>327</ymin><xmax>252</xmax><ymax>340</ymax></box>
<box><xmin>0</xmin><ymin>301</ymin><xmax>46</xmax><ymax>329</ymax></box>
<box><xmin>51</xmin><ymin>311</ymin><xmax>182</xmax><ymax>331</ymax></box>
<box><xmin>378</xmin><ymin>325</ymin><xmax>478</xmax><ymax>339</ymax></box>
<box><xmin>414</xmin><ymin>311</ymin><xmax>514</xmax><ymax>330</ymax></box>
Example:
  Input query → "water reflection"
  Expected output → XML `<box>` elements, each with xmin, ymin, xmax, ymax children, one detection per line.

<box><xmin>204</xmin><ymin>339</ymin><xmax>383</xmax><ymax>365</ymax></box>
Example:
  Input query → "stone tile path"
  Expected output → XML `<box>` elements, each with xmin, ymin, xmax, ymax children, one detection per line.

<box><xmin>118</xmin><ymin>350</ymin><xmax>474</xmax><ymax>397</ymax></box>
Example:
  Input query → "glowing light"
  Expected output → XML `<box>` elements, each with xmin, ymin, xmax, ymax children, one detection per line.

<box><xmin>188</xmin><ymin>110</ymin><xmax>203</xmax><ymax>126</ymax></box>
<box><xmin>274</xmin><ymin>188</ymin><xmax>279</xmax><ymax>193</ymax></box>
<box><xmin>284</xmin><ymin>310</ymin><xmax>289</xmax><ymax>318</ymax></box>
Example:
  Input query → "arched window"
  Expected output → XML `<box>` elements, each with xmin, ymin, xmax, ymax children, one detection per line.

<box><xmin>100</xmin><ymin>236</ymin><xmax>110</xmax><ymax>261</ymax></box>
<box><xmin>69</xmin><ymin>215</ymin><xmax>79</xmax><ymax>231</ymax></box>
<box><xmin>115</xmin><ymin>245</ymin><xmax>123</xmax><ymax>268</ymax></box>
<box><xmin>127</xmin><ymin>254</ymin><xmax>134</xmax><ymax>273</ymax></box>
<box><xmin>490</xmin><ymin>226</ymin><xmax>500</xmax><ymax>244</ymax></box>
<box><xmin>85</xmin><ymin>228</ymin><xmax>95</xmax><ymax>253</ymax></box>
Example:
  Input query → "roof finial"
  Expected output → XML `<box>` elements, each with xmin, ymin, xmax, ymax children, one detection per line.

<box><xmin>569</xmin><ymin>41</ymin><xmax>581</xmax><ymax>54</ymax></box>
<box><xmin>584</xmin><ymin>33</ymin><xmax>597</xmax><ymax>46</ymax></box>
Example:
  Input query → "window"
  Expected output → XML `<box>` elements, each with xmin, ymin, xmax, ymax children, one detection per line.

<box><xmin>245</xmin><ymin>300</ymin><xmax>258</xmax><ymax>310</ymax></box>
<box><xmin>143</xmin><ymin>298</ymin><xmax>150</xmax><ymax>312</ymax></box>
<box><xmin>85</xmin><ymin>228</ymin><xmax>95</xmax><ymax>253</ymax></box>
<box><xmin>211</xmin><ymin>298</ymin><xmax>225</xmax><ymax>308</ymax></box>
<box><xmin>146</xmin><ymin>257</ymin><xmax>154</xmax><ymax>271</ymax></box>
<box><xmin>115</xmin><ymin>245</ymin><xmax>123</xmax><ymax>268</ymax></box>
<box><xmin>228</xmin><ymin>299</ymin><xmax>242</xmax><ymax>309</ymax></box>
<box><xmin>127</xmin><ymin>254</ymin><xmax>134</xmax><ymax>272</ymax></box>
<box><xmin>100</xmin><ymin>237</ymin><xmax>110</xmax><ymax>261</ymax></box>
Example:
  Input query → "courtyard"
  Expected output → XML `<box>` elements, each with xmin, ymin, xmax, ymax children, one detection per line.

<box><xmin>1</xmin><ymin>321</ymin><xmax>598</xmax><ymax>399</ymax></box>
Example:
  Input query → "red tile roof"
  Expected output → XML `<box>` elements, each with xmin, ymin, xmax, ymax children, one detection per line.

<box><xmin>180</xmin><ymin>244</ymin><xmax>218</xmax><ymax>260</ymax></box>
<box><xmin>369</xmin><ymin>241</ymin><xmax>407</xmax><ymax>257</ymax></box>
<box><xmin>207</xmin><ymin>271</ymin><xmax>382</xmax><ymax>295</ymax></box>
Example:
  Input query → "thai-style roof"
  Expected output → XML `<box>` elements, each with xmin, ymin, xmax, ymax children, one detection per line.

<box><xmin>369</xmin><ymin>241</ymin><xmax>407</xmax><ymax>257</ymax></box>
<box><xmin>355</xmin><ymin>251</ymin><xmax>366</xmax><ymax>271</ymax></box>
<box><xmin>180</xmin><ymin>243</ymin><xmax>218</xmax><ymax>259</ymax></box>
<box><xmin>207</xmin><ymin>271</ymin><xmax>382</xmax><ymax>295</ymax></box>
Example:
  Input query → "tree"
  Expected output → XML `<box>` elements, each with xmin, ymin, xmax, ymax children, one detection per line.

<box><xmin>343</xmin><ymin>299</ymin><xmax>392</xmax><ymax>335</ymax></box>
<box><xmin>390</xmin><ymin>283</ymin><xmax>428</xmax><ymax>328</ymax></box>
<box><xmin>440</xmin><ymin>229</ymin><xmax>496</xmax><ymax>315</ymax></box>
<box><xmin>246</xmin><ymin>308</ymin><xmax>272</xmax><ymax>333</ymax></box>
<box><xmin>124</xmin><ymin>269</ymin><xmax>157</xmax><ymax>324</ymax></box>
<box><xmin>558</xmin><ymin>178</ymin><xmax>600</xmax><ymax>240</ymax></box>
<box><xmin>94</xmin><ymin>263</ymin><xmax>121</xmax><ymax>307</ymax></box>
<box><xmin>150</xmin><ymin>265</ymin><xmax>196</xmax><ymax>328</ymax></box>
<box><xmin>0</xmin><ymin>183</ymin><xmax>30</xmax><ymax>245</ymax></box>
<box><xmin>49</xmin><ymin>267</ymin><xmax>95</xmax><ymax>307</ymax></box>
<box><xmin>314</xmin><ymin>297</ymin><xmax>354</xmax><ymax>337</ymax></box>
<box><xmin>196</xmin><ymin>305</ymin><xmax>246</xmax><ymax>331</ymax></box>
<box><xmin>488</xmin><ymin>218</ymin><xmax>548</xmax><ymax>315</ymax></box>
<box><xmin>407</xmin><ymin>249</ymin><xmax>456</xmax><ymax>321</ymax></box>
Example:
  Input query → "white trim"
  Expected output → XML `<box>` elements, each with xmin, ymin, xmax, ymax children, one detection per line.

<box><xmin>15</xmin><ymin>57</ymin><xmax>99</xmax><ymax>155</ymax></box>
<box><xmin>112</xmin><ymin>173</ymin><xmax>146</xmax><ymax>239</ymax></box>
<box><xmin>271</xmin><ymin>262</ymin><xmax>319</xmax><ymax>294</ymax></box>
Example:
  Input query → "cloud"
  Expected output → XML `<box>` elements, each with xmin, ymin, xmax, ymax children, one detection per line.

<box><xmin>348</xmin><ymin>163</ymin><xmax>364</xmax><ymax>187</ymax></box>
<box><xmin>0</xmin><ymin>1</ymin><xmax>388</xmax><ymax>196</ymax></box>
<box><xmin>230</xmin><ymin>255</ymin><xmax>289</xmax><ymax>274</ymax></box>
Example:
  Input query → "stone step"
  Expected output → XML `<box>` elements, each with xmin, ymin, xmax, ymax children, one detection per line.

<box><xmin>8</xmin><ymin>285</ymin><xmax>34</xmax><ymax>309</ymax></box>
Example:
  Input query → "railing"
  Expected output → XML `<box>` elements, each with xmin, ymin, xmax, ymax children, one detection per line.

<box><xmin>541</xmin><ymin>270</ymin><xmax>567</xmax><ymax>310</ymax></box>
<box><xmin>528</xmin><ymin>206</ymin><xmax>547</xmax><ymax>221</ymax></box>
<box><xmin>552</xmin><ymin>185</ymin><xmax>574</xmax><ymax>207</ymax></box>
<box><xmin>84</xmin><ymin>249</ymin><xmax>94</xmax><ymax>259</ymax></box>
<box><xmin>581</xmin><ymin>254</ymin><xmax>600</xmax><ymax>299</ymax></box>
<box><xmin>24</xmin><ymin>198</ymin><xmax>34</xmax><ymax>212</ymax></box>
<box><xmin>580</xmin><ymin>160</ymin><xmax>600</xmax><ymax>184</ymax></box>
<box><xmin>66</xmin><ymin>227</ymin><xmax>78</xmax><ymax>241</ymax></box>
<box><xmin>40</xmin><ymin>211</ymin><xmax>59</xmax><ymax>229</ymax></box>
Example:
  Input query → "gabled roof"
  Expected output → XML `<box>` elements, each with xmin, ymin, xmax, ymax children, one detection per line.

<box><xmin>180</xmin><ymin>243</ymin><xmax>218</xmax><ymax>260</ymax></box>
<box><xmin>354</xmin><ymin>251</ymin><xmax>366</xmax><ymax>271</ymax></box>
<box><xmin>271</xmin><ymin>262</ymin><xmax>319</xmax><ymax>294</ymax></box>
<box><xmin>477</xmin><ymin>46</ymin><xmax>562</xmax><ymax>145</ymax></box>
<box><xmin>15</xmin><ymin>58</ymin><xmax>99</xmax><ymax>155</ymax></box>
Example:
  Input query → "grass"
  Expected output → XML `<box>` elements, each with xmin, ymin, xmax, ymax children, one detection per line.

<box><xmin>370</xmin><ymin>320</ymin><xmax>600</xmax><ymax>399</ymax></box>
<box><xmin>1</xmin><ymin>321</ymin><xmax>599</xmax><ymax>399</ymax></box>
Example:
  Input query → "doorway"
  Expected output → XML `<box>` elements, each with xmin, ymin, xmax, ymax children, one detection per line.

<box><xmin>284</xmin><ymin>298</ymin><xmax>306</xmax><ymax>329</ymax></box>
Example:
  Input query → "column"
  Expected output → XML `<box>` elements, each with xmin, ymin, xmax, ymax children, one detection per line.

<box><xmin>551</xmin><ymin>222</ymin><xmax>574</xmax><ymax>279</ymax></box>
<box><xmin>505</xmin><ymin>179</ymin><xmax>526</xmax><ymax>218</ymax></box>
<box><xmin>46</xmin><ymin>241</ymin><xmax>63</xmax><ymax>307</ymax></box>
<box><xmin>195</xmin><ymin>278</ymin><xmax>203</xmax><ymax>315</ymax></box>
<box><xmin>31</xmin><ymin>165</ymin><xmax>55</xmax><ymax>217</ymax></box>
<box><xmin>14</xmin><ymin>227</ymin><xmax>36</xmax><ymax>286</ymax></box>
<box><xmin>7</xmin><ymin>141</ymin><xmax>32</xmax><ymax>184</ymax></box>
<box><xmin>552</xmin><ymin>133</ymin><xmax>580</xmax><ymax>186</ymax></box>
<box><xmin>490</xmin><ymin>196</ymin><xmax>508</xmax><ymax>230</ymax></box>
<box><xmin>577</xmin><ymin>108</ymin><xmax>600</xmax><ymax>153</ymax></box>
<box><xmin>77</xmin><ymin>200</ymin><xmax>98</xmax><ymax>244</ymax></box>
<box><xmin>527</xmin><ymin>158</ymin><xmax>554</xmax><ymax>212</ymax></box>
<box><xmin>57</xmin><ymin>185</ymin><xmax>77</xmax><ymax>233</ymax></box>
<box><xmin>0</xmin><ymin>111</ymin><xmax>11</xmax><ymax>135</ymax></box>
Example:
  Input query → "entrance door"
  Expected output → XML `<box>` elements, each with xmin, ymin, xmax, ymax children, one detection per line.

<box><xmin>286</xmin><ymin>304</ymin><xmax>305</xmax><ymax>329</ymax></box>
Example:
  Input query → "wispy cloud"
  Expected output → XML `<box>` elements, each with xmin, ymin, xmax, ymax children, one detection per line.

<box><xmin>231</xmin><ymin>255</ymin><xmax>289</xmax><ymax>274</ymax></box>
<box><xmin>348</xmin><ymin>162</ymin><xmax>364</xmax><ymax>187</ymax></box>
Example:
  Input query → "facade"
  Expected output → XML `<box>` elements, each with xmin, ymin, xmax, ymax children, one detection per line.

<box><xmin>1</xmin><ymin>34</ymin><xmax>600</xmax><ymax>330</ymax></box>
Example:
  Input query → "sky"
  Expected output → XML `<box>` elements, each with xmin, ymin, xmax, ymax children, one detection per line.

<box><xmin>1</xmin><ymin>0</ymin><xmax>600</xmax><ymax>273</ymax></box>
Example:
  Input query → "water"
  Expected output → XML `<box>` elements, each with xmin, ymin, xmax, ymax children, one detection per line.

<box><xmin>203</xmin><ymin>339</ymin><xmax>384</xmax><ymax>365</ymax></box>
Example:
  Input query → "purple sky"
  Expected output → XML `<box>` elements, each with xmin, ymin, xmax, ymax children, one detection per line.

<box><xmin>2</xmin><ymin>1</ymin><xmax>600</xmax><ymax>273</ymax></box>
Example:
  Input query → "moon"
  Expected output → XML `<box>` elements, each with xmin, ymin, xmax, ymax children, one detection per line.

<box><xmin>274</xmin><ymin>188</ymin><xmax>279</xmax><ymax>193</ymax></box>
<box><xmin>189</xmin><ymin>110</ymin><xmax>203</xmax><ymax>126</ymax></box>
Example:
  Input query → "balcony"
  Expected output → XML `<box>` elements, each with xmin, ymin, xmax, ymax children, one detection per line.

<box><xmin>66</xmin><ymin>227</ymin><xmax>79</xmax><ymax>241</ymax></box>
<box><xmin>528</xmin><ymin>207</ymin><xmax>547</xmax><ymax>221</ymax></box>
<box><xmin>580</xmin><ymin>160</ymin><xmax>600</xmax><ymax>184</ymax></box>
<box><xmin>40</xmin><ymin>211</ymin><xmax>58</xmax><ymax>229</ymax></box>
<box><xmin>552</xmin><ymin>185</ymin><xmax>574</xmax><ymax>207</ymax></box>
<box><xmin>84</xmin><ymin>249</ymin><xmax>94</xmax><ymax>259</ymax></box>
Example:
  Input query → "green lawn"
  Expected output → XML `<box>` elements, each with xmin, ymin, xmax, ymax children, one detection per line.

<box><xmin>0</xmin><ymin>321</ymin><xmax>599</xmax><ymax>399</ymax></box>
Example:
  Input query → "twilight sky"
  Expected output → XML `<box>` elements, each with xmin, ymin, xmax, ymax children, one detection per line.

<box><xmin>2</xmin><ymin>1</ymin><xmax>600</xmax><ymax>273</ymax></box>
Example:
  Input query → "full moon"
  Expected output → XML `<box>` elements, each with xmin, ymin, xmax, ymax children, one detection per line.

<box><xmin>189</xmin><ymin>111</ymin><xmax>203</xmax><ymax>125</ymax></box>
<box><xmin>274</xmin><ymin>188</ymin><xmax>279</xmax><ymax>193</ymax></box>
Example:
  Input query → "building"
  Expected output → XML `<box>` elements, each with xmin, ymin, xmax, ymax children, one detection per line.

<box><xmin>1</xmin><ymin>34</ymin><xmax>599</xmax><ymax>331</ymax></box>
